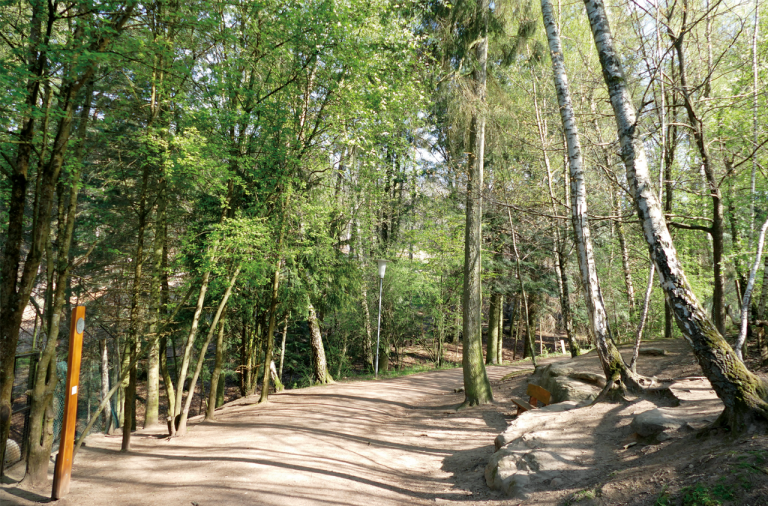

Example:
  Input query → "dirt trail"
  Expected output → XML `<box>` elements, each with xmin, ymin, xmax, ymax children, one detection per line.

<box><xmin>1</xmin><ymin>363</ymin><xmax>545</xmax><ymax>506</ymax></box>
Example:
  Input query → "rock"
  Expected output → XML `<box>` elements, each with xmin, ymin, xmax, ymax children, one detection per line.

<box><xmin>567</xmin><ymin>372</ymin><xmax>606</xmax><ymax>388</ymax></box>
<box><xmin>528</xmin><ymin>364</ymin><xmax>602</xmax><ymax>403</ymax></box>
<box><xmin>545</xmin><ymin>363</ymin><xmax>573</xmax><ymax>378</ymax></box>
<box><xmin>4</xmin><ymin>439</ymin><xmax>20</xmax><ymax>466</ymax></box>
<box><xmin>486</xmin><ymin>442</ymin><xmax>569</xmax><ymax>497</ymax></box>
<box><xmin>630</xmin><ymin>408</ymin><xmax>686</xmax><ymax>437</ymax></box>
<box><xmin>485</xmin><ymin>447</ymin><xmax>531</xmax><ymax>498</ymax></box>
<box><xmin>639</xmin><ymin>347</ymin><xmax>667</xmax><ymax>356</ymax></box>
<box><xmin>544</xmin><ymin>377</ymin><xmax>600</xmax><ymax>403</ymax></box>
<box><xmin>538</xmin><ymin>401</ymin><xmax>579</xmax><ymax>413</ymax></box>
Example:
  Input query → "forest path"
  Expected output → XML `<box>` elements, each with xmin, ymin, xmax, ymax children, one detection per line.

<box><xmin>1</xmin><ymin>361</ymin><xmax>553</xmax><ymax>506</ymax></box>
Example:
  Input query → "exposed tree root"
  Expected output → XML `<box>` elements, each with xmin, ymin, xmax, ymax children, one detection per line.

<box><xmin>590</xmin><ymin>368</ymin><xmax>677</xmax><ymax>407</ymax></box>
<box><xmin>588</xmin><ymin>378</ymin><xmax>616</xmax><ymax>407</ymax></box>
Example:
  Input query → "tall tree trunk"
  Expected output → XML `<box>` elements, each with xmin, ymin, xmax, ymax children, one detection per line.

<box><xmin>144</xmin><ymin>179</ymin><xmax>166</xmax><ymax>429</ymax></box>
<box><xmin>539</xmin><ymin>103</ymin><xmax>579</xmax><ymax>358</ymax></box>
<box><xmin>177</xmin><ymin>265</ymin><xmax>240</xmax><ymax>436</ymax></box>
<box><xmin>669</xmin><ymin>14</ymin><xmax>726</xmax><ymax>335</ymax></box>
<box><xmin>614</xmin><ymin>192</ymin><xmax>635</xmax><ymax>317</ymax></box>
<box><xmin>0</xmin><ymin>4</ymin><xmax>48</xmax><ymax>470</ymax></box>
<box><xmin>259</xmin><ymin>260</ymin><xmax>282</xmax><ymax>404</ymax></box>
<box><xmin>751</xmin><ymin>0</ymin><xmax>759</xmax><ymax>249</ymax></box>
<box><xmin>542</xmin><ymin>0</ymin><xmax>636</xmax><ymax>388</ymax></box>
<box><xmin>361</xmin><ymin>285</ymin><xmax>375</xmax><ymax>369</ymax></box>
<box><xmin>99</xmin><ymin>339</ymin><xmax>112</xmax><ymax>434</ymax></box>
<box><xmin>279</xmin><ymin>313</ymin><xmax>289</xmax><ymax>379</ymax></box>
<box><xmin>735</xmin><ymin>218</ymin><xmax>768</xmax><ymax>359</ymax></box>
<box><xmin>584</xmin><ymin>0</ymin><xmax>768</xmax><ymax>430</ymax></box>
<box><xmin>486</xmin><ymin>292</ymin><xmax>502</xmax><ymax>365</ymax></box>
<box><xmin>206</xmin><ymin>319</ymin><xmax>226</xmax><ymax>421</ymax></box>
<box><xmin>663</xmin><ymin>87</ymin><xmax>678</xmax><ymax>339</ymax></box>
<box><xmin>0</xmin><ymin>5</ymin><xmax>135</xmax><ymax>468</ymax></box>
<box><xmin>508</xmin><ymin>215</ymin><xmax>537</xmax><ymax>367</ymax></box>
<box><xmin>171</xmin><ymin>269</ymin><xmax>211</xmax><ymax>434</ymax></box>
<box><xmin>460</xmin><ymin>0</ymin><xmax>493</xmax><ymax>407</ymax></box>
<box><xmin>122</xmin><ymin>161</ymin><xmax>151</xmax><ymax>452</ymax></box>
<box><xmin>497</xmin><ymin>295</ymin><xmax>504</xmax><ymax>364</ymax></box>
<box><xmin>630</xmin><ymin>263</ymin><xmax>656</xmax><ymax>372</ymax></box>
<box><xmin>307</xmin><ymin>302</ymin><xmax>334</xmax><ymax>384</ymax></box>
<box><xmin>22</xmin><ymin>78</ymin><xmax>94</xmax><ymax>485</ymax></box>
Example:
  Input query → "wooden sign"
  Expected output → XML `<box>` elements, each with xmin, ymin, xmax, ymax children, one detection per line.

<box><xmin>52</xmin><ymin>306</ymin><xmax>85</xmax><ymax>500</ymax></box>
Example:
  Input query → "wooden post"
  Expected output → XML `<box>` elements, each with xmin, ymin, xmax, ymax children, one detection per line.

<box><xmin>52</xmin><ymin>306</ymin><xmax>85</xmax><ymax>500</ymax></box>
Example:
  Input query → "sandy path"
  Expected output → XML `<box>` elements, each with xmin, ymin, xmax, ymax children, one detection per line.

<box><xmin>2</xmin><ymin>364</ymin><xmax>541</xmax><ymax>506</ymax></box>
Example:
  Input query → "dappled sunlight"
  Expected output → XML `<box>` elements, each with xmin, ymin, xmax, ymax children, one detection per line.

<box><xmin>0</xmin><ymin>365</ymin><xmax>538</xmax><ymax>506</ymax></box>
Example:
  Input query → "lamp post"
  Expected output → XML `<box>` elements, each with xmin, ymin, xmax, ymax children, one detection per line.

<box><xmin>375</xmin><ymin>259</ymin><xmax>387</xmax><ymax>377</ymax></box>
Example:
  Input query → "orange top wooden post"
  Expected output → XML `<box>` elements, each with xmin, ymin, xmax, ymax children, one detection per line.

<box><xmin>52</xmin><ymin>306</ymin><xmax>85</xmax><ymax>500</ymax></box>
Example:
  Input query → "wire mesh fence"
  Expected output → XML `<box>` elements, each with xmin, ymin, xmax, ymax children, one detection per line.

<box><xmin>5</xmin><ymin>353</ymin><xmax>106</xmax><ymax>470</ymax></box>
<box><xmin>52</xmin><ymin>360</ymin><xmax>106</xmax><ymax>453</ymax></box>
<box><xmin>6</xmin><ymin>352</ymin><xmax>37</xmax><ymax>469</ymax></box>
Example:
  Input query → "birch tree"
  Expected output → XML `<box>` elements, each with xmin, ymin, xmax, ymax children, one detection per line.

<box><xmin>540</xmin><ymin>0</ymin><xmax>640</xmax><ymax>389</ymax></box>
<box><xmin>583</xmin><ymin>0</ymin><xmax>768</xmax><ymax>429</ymax></box>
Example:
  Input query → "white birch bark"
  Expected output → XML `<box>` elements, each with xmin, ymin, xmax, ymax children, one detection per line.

<box><xmin>541</xmin><ymin>0</ymin><xmax>628</xmax><ymax>382</ymax></box>
<box><xmin>630</xmin><ymin>263</ymin><xmax>655</xmax><ymax>372</ymax></box>
<box><xmin>583</xmin><ymin>0</ymin><xmax>768</xmax><ymax>427</ymax></box>
<box><xmin>751</xmin><ymin>0</ymin><xmax>759</xmax><ymax>248</ymax></box>
<box><xmin>736</xmin><ymin>217</ymin><xmax>768</xmax><ymax>360</ymax></box>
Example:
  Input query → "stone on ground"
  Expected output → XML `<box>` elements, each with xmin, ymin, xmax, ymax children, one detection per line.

<box><xmin>527</xmin><ymin>363</ymin><xmax>602</xmax><ymax>403</ymax></box>
<box><xmin>3</xmin><ymin>439</ymin><xmax>20</xmax><ymax>466</ymax></box>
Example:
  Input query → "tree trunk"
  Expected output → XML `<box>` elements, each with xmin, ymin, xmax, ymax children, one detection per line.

<box><xmin>630</xmin><ymin>263</ymin><xmax>656</xmax><ymax>372</ymax></box>
<box><xmin>308</xmin><ymin>302</ymin><xmax>334</xmax><ymax>384</ymax></box>
<box><xmin>497</xmin><ymin>295</ymin><xmax>504</xmax><ymax>364</ymax></box>
<box><xmin>460</xmin><ymin>0</ymin><xmax>493</xmax><ymax>407</ymax></box>
<box><xmin>0</xmin><ymin>4</ymin><xmax>48</xmax><ymax>470</ymax></box>
<box><xmin>1</xmin><ymin>4</ymin><xmax>134</xmax><ymax>467</ymax></box>
<box><xmin>670</xmin><ymin>16</ymin><xmax>726</xmax><ymax>335</ymax></box>
<box><xmin>584</xmin><ymin>0</ymin><xmax>768</xmax><ymax>430</ymax></box>
<box><xmin>751</xmin><ymin>0</ymin><xmax>759</xmax><ymax>249</ymax></box>
<box><xmin>614</xmin><ymin>193</ymin><xmax>635</xmax><ymax>317</ymax></box>
<box><xmin>172</xmin><ymin>269</ymin><xmax>211</xmax><ymax>434</ymax></box>
<box><xmin>121</xmin><ymin>343</ymin><xmax>137</xmax><ymax>451</ymax></box>
<box><xmin>735</xmin><ymin>217</ymin><xmax>768</xmax><ymax>360</ymax></box>
<box><xmin>144</xmin><ymin>178</ymin><xmax>167</xmax><ymax>428</ymax></box>
<box><xmin>279</xmin><ymin>313</ymin><xmax>289</xmax><ymax>379</ymax></box>
<box><xmin>663</xmin><ymin>87</ymin><xmax>677</xmax><ymax>339</ymax></box>
<box><xmin>508</xmin><ymin>211</ymin><xmax>537</xmax><ymax>367</ymax></box>
<box><xmin>486</xmin><ymin>292</ymin><xmax>502</xmax><ymax>365</ymax></box>
<box><xmin>177</xmin><ymin>264</ymin><xmax>240</xmax><ymax>436</ymax></box>
<box><xmin>308</xmin><ymin>302</ymin><xmax>334</xmax><ymax>383</ymax></box>
<box><xmin>206</xmin><ymin>319</ymin><xmax>226</xmax><ymax>421</ymax></box>
<box><xmin>259</xmin><ymin>261</ymin><xmax>282</xmax><ymax>404</ymax></box>
<box><xmin>22</xmin><ymin>78</ymin><xmax>94</xmax><ymax>484</ymax></box>
<box><xmin>122</xmin><ymin>159</ymin><xmax>150</xmax><ymax>452</ymax></box>
<box><xmin>99</xmin><ymin>339</ymin><xmax>112</xmax><ymax>434</ymax></box>
<box><xmin>543</xmin><ymin>0</ymin><xmax>635</xmax><ymax>388</ymax></box>
<box><xmin>361</xmin><ymin>285</ymin><xmax>375</xmax><ymax>369</ymax></box>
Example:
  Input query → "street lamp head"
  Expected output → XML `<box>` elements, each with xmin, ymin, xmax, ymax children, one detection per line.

<box><xmin>377</xmin><ymin>259</ymin><xmax>388</xmax><ymax>279</ymax></box>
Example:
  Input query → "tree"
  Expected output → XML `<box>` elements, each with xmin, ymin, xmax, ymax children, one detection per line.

<box><xmin>583</xmin><ymin>0</ymin><xmax>768</xmax><ymax>430</ymax></box>
<box><xmin>460</xmin><ymin>0</ymin><xmax>493</xmax><ymax>407</ymax></box>
<box><xmin>540</xmin><ymin>0</ymin><xmax>637</xmax><ymax>389</ymax></box>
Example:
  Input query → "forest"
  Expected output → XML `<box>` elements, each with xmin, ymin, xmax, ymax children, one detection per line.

<box><xmin>0</xmin><ymin>0</ymin><xmax>766</xmax><ymax>491</ymax></box>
